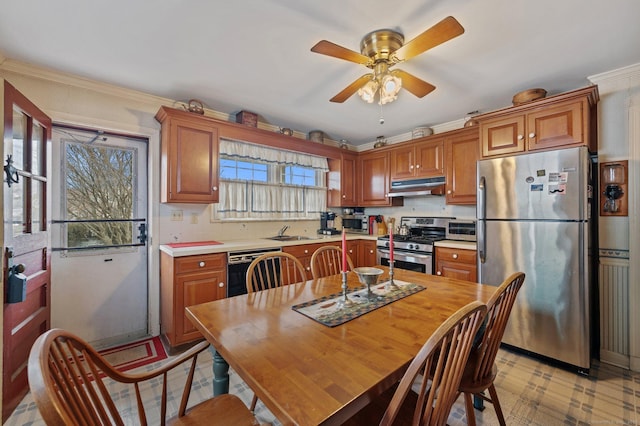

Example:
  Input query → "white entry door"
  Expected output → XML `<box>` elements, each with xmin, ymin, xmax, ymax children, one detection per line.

<box><xmin>51</xmin><ymin>126</ymin><xmax>148</xmax><ymax>347</ymax></box>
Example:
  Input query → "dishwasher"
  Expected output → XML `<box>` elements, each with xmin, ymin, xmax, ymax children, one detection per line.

<box><xmin>227</xmin><ymin>248</ymin><xmax>281</xmax><ymax>297</ymax></box>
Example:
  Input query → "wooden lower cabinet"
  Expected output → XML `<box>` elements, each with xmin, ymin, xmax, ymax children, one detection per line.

<box><xmin>358</xmin><ymin>240</ymin><xmax>378</xmax><ymax>267</ymax></box>
<box><xmin>344</xmin><ymin>239</ymin><xmax>378</xmax><ymax>268</ymax></box>
<box><xmin>434</xmin><ymin>246</ymin><xmax>477</xmax><ymax>282</ymax></box>
<box><xmin>160</xmin><ymin>252</ymin><xmax>227</xmax><ymax>348</ymax></box>
<box><xmin>283</xmin><ymin>242</ymin><xmax>340</xmax><ymax>280</ymax></box>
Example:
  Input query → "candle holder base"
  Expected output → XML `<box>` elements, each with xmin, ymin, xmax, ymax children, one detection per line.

<box><xmin>337</xmin><ymin>271</ymin><xmax>354</xmax><ymax>308</ymax></box>
<box><xmin>385</xmin><ymin>265</ymin><xmax>400</xmax><ymax>291</ymax></box>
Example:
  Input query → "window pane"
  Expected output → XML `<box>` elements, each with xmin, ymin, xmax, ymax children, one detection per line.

<box><xmin>32</xmin><ymin>179</ymin><xmax>43</xmax><ymax>232</ymax></box>
<box><xmin>12</xmin><ymin>109</ymin><xmax>26</xmax><ymax>170</ymax></box>
<box><xmin>32</xmin><ymin>121</ymin><xmax>44</xmax><ymax>175</ymax></box>
<box><xmin>64</xmin><ymin>141</ymin><xmax>135</xmax><ymax>248</ymax></box>
<box><xmin>12</xmin><ymin>179</ymin><xmax>25</xmax><ymax>236</ymax></box>
<box><xmin>284</xmin><ymin>165</ymin><xmax>316</xmax><ymax>186</ymax></box>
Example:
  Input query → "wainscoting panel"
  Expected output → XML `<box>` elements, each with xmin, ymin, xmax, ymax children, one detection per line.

<box><xmin>599</xmin><ymin>249</ymin><xmax>630</xmax><ymax>368</ymax></box>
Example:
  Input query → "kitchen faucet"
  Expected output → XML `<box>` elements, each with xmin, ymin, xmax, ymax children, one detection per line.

<box><xmin>277</xmin><ymin>225</ymin><xmax>289</xmax><ymax>237</ymax></box>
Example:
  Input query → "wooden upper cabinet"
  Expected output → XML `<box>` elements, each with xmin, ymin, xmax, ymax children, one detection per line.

<box><xmin>390</xmin><ymin>139</ymin><xmax>444</xmax><ymax>180</ymax></box>
<box><xmin>156</xmin><ymin>107</ymin><xmax>220</xmax><ymax>203</ymax></box>
<box><xmin>526</xmin><ymin>101</ymin><xmax>584</xmax><ymax>151</ymax></box>
<box><xmin>327</xmin><ymin>152</ymin><xmax>358</xmax><ymax>207</ymax></box>
<box><xmin>445</xmin><ymin>128</ymin><xmax>479</xmax><ymax>205</ymax></box>
<box><xmin>358</xmin><ymin>150</ymin><xmax>402</xmax><ymax>207</ymax></box>
<box><xmin>477</xmin><ymin>85</ymin><xmax>598</xmax><ymax>158</ymax></box>
<box><xmin>480</xmin><ymin>114</ymin><xmax>526</xmax><ymax>157</ymax></box>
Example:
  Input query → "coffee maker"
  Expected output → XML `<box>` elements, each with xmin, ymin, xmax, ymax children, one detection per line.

<box><xmin>318</xmin><ymin>212</ymin><xmax>340</xmax><ymax>235</ymax></box>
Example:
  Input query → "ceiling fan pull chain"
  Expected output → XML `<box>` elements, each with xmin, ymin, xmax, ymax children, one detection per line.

<box><xmin>379</xmin><ymin>101</ymin><xmax>385</xmax><ymax>125</ymax></box>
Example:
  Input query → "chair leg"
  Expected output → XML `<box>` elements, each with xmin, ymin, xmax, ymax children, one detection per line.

<box><xmin>463</xmin><ymin>392</ymin><xmax>477</xmax><ymax>426</ymax></box>
<box><xmin>250</xmin><ymin>394</ymin><xmax>258</xmax><ymax>412</ymax></box>
<box><xmin>487</xmin><ymin>384</ymin><xmax>506</xmax><ymax>426</ymax></box>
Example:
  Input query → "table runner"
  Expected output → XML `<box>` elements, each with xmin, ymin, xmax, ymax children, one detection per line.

<box><xmin>292</xmin><ymin>280</ymin><xmax>425</xmax><ymax>327</ymax></box>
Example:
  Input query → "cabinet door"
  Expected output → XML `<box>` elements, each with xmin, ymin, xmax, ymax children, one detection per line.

<box><xmin>480</xmin><ymin>114</ymin><xmax>525</xmax><ymax>158</ymax></box>
<box><xmin>176</xmin><ymin>268</ymin><xmax>226</xmax><ymax>343</ymax></box>
<box><xmin>359</xmin><ymin>151</ymin><xmax>398</xmax><ymax>206</ymax></box>
<box><xmin>327</xmin><ymin>154</ymin><xmax>357</xmax><ymax>207</ymax></box>
<box><xmin>415</xmin><ymin>139</ymin><xmax>444</xmax><ymax>178</ymax></box>
<box><xmin>165</xmin><ymin>116</ymin><xmax>219</xmax><ymax>203</ymax></box>
<box><xmin>435</xmin><ymin>247</ymin><xmax>477</xmax><ymax>282</ymax></box>
<box><xmin>445</xmin><ymin>130</ymin><xmax>479</xmax><ymax>205</ymax></box>
<box><xmin>390</xmin><ymin>145</ymin><xmax>415</xmax><ymax>180</ymax></box>
<box><xmin>527</xmin><ymin>101</ymin><xmax>584</xmax><ymax>151</ymax></box>
<box><xmin>346</xmin><ymin>240</ymin><xmax>359</xmax><ymax>267</ymax></box>
<box><xmin>358</xmin><ymin>240</ymin><xmax>378</xmax><ymax>267</ymax></box>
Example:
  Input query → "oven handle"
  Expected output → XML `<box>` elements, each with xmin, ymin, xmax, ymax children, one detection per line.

<box><xmin>377</xmin><ymin>249</ymin><xmax>432</xmax><ymax>261</ymax></box>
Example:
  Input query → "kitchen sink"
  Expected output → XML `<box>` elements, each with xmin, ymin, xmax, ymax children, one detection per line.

<box><xmin>264</xmin><ymin>235</ymin><xmax>311</xmax><ymax>241</ymax></box>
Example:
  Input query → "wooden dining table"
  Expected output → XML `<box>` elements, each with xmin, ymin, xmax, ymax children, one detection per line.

<box><xmin>186</xmin><ymin>266</ymin><xmax>497</xmax><ymax>426</ymax></box>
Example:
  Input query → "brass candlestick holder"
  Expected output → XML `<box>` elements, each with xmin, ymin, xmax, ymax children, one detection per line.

<box><xmin>337</xmin><ymin>271</ymin><xmax>355</xmax><ymax>308</ymax></box>
<box><xmin>386</xmin><ymin>261</ymin><xmax>400</xmax><ymax>291</ymax></box>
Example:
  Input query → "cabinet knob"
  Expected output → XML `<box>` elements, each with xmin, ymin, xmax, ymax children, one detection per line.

<box><xmin>199</xmin><ymin>261</ymin><xmax>205</xmax><ymax>267</ymax></box>
<box><xmin>306</xmin><ymin>266</ymin><xmax>311</xmax><ymax>271</ymax></box>
<box><xmin>369</xmin><ymin>249</ymin><xmax>374</xmax><ymax>254</ymax></box>
<box><xmin>304</xmin><ymin>249</ymin><xmax>309</xmax><ymax>254</ymax></box>
<box><xmin>342</xmin><ymin>194</ymin><xmax>346</xmax><ymax>199</ymax></box>
<box><xmin>409</xmin><ymin>165</ymin><xmax>414</xmax><ymax>170</ymax></box>
<box><xmin>447</xmin><ymin>190</ymin><xmax>452</xmax><ymax>194</ymax></box>
<box><xmin>349</xmin><ymin>249</ymin><xmax>354</xmax><ymax>254</ymax></box>
<box><xmin>416</xmin><ymin>164</ymin><xmax>420</xmax><ymax>169</ymax></box>
<box><xmin>517</xmin><ymin>134</ymin><xmax>524</xmax><ymax>141</ymax></box>
<box><xmin>452</xmin><ymin>253</ymin><xmax>458</xmax><ymax>259</ymax></box>
<box><xmin>218</xmin><ymin>282</ymin><xmax>224</xmax><ymax>288</ymax></box>
<box><xmin>212</xmin><ymin>186</ymin><xmax>218</xmax><ymax>191</ymax></box>
<box><xmin>436</xmin><ymin>271</ymin><xmax>442</xmax><ymax>276</ymax></box>
<box><xmin>529</xmin><ymin>132</ymin><xmax>536</xmax><ymax>139</ymax></box>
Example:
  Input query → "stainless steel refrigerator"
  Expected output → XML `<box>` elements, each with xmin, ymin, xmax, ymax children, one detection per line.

<box><xmin>477</xmin><ymin>146</ymin><xmax>594</xmax><ymax>372</ymax></box>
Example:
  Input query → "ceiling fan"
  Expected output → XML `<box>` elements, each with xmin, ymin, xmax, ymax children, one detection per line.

<box><xmin>310</xmin><ymin>16</ymin><xmax>464</xmax><ymax>104</ymax></box>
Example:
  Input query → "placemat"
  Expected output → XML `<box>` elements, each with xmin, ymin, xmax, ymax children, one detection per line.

<box><xmin>292</xmin><ymin>280</ymin><xmax>425</xmax><ymax>327</ymax></box>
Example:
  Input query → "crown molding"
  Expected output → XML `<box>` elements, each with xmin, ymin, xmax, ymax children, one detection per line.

<box><xmin>589</xmin><ymin>63</ymin><xmax>640</xmax><ymax>94</ymax></box>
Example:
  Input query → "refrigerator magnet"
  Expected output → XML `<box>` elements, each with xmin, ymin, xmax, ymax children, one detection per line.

<box><xmin>549</xmin><ymin>184</ymin><xmax>566</xmax><ymax>195</ymax></box>
<box><xmin>530</xmin><ymin>184</ymin><xmax>543</xmax><ymax>191</ymax></box>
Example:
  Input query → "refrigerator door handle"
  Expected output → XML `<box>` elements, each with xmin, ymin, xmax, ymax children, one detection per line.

<box><xmin>478</xmin><ymin>176</ymin><xmax>486</xmax><ymax>264</ymax></box>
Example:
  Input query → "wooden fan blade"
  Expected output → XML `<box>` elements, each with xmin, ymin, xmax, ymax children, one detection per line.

<box><xmin>393</xmin><ymin>16</ymin><xmax>464</xmax><ymax>62</ymax></box>
<box><xmin>311</xmin><ymin>40</ymin><xmax>372</xmax><ymax>65</ymax></box>
<box><xmin>330</xmin><ymin>74</ymin><xmax>373</xmax><ymax>103</ymax></box>
<box><xmin>394</xmin><ymin>70</ymin><xmax>436</xmax><ymax>98</ymax></box>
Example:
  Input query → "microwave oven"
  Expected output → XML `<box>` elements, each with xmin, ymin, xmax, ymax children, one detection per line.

<box><xmin>342</xmin><ymin>215</ymin><xmax>367</xmax><ymax>232</ymax></box>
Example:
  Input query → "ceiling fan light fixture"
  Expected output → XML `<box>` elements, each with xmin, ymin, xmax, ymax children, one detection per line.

<box><xmin>358</xmin><ymin>79</ymin><xmax>379</xmax><ymax>103</ymax></box>
<box><xmin>380</xmin><ymin>72</ymin><xmax>402</xmax><ymax>104</ymax></box>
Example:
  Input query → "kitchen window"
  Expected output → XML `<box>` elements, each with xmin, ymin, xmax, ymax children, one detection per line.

<box><xmin>213</xmin><ymin>140</ymin><xmax>328</xmax><ymax>221</ymax></box>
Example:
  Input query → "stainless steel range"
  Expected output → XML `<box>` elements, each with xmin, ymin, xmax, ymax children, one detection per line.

<box><xmin>377</xmin><ymin>216</ymin><xmax>452</xmax><ymax>274</ymax></box>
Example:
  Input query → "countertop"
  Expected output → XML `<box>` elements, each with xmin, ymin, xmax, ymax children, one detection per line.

<box><xmin>434</xmin><ymin>240</ymin><xmax>477</xmax><ymax>250</ymax></box>
<box><xmin>159</xmin><ymin>234</ymin><xmax>379</xmax><ymax>257</ymax></box>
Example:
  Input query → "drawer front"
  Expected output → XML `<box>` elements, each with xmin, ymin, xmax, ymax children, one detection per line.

<box><xmin>175</xmin><ymin>253</ymin><xmax>226</xmax><ymax>274</ymax></box>
<box><xmin>437</xmin><ymin>247</ymin><xmax>476</xmax><ymax>264</ymax></box>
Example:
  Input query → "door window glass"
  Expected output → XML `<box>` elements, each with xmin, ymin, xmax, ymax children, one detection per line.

<box><xmin>62</xmin><ymin>140</ymin><xmax>137</xmax><ymax>249</ymax></box>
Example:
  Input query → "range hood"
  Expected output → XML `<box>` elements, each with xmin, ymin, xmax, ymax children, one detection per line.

<box><xmin>388</xmin><ymin>176</ymin><xmax>446</xmax><ymax>197</ymax></box>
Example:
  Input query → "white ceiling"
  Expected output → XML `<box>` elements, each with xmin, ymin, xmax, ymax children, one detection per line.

<box><xmin>1</xmin><ymin>0</ymin><xmax>639</xmax><ymax>146</ymax></box>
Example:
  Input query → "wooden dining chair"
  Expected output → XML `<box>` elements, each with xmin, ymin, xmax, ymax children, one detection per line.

<box><xmin>344</xmin><ymin>300</ymin><xmax>487</xmax><ymax>426</ymax></box>
<box><xmin>458</xmin><ymin>272</ymin><xmax>526</xmax><ymax>426</ymax></box>
<box><xmin>310</xmin><ymin>245</ymin><xmax>354</xmax><ymax>279</ymax></box>
<box><xmin>245</xmin><ymin>251</ymin><xmax>307</xmax><ymax>293</ymax></box>
<box><xmin>28</xmin><ymin>328</ymin><xmax>262</xmax><ymax>426</ymax></box>
<box><xmin>245</xmin><ymin>251</ymin><xmax>306</xmax><ymax>411</ymax></box>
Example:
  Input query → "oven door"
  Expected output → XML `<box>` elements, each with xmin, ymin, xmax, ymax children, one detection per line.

<box><xmin>377</xmin><ymin>248</ymin><xmax>433</xmax><ymax>274</ymax></box>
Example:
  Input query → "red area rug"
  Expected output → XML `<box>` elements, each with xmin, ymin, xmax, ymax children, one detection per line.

<box><xmin>98</xmin><ymin>336</ymin><xmax>167</xmax><ymax>372</ymax></box>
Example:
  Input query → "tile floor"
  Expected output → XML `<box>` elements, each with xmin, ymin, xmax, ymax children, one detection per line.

<box><xmin>7</xmin><ymin>346</ymin><xmax>639</xmax><ymax>425</ymax></box>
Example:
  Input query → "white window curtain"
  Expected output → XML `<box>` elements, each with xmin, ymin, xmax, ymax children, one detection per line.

<box><xmin>214</xmin><ymin>140</ymin><xmax>328</xmax><ymax>220</ymax></box>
